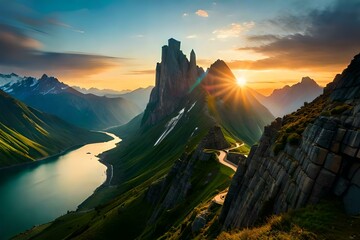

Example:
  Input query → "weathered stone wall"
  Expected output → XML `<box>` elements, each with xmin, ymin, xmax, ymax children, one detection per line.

<box><xmin>221</xmin><ymin>54</ymin><xmax>360</xmax><ymax>229</ymax></box>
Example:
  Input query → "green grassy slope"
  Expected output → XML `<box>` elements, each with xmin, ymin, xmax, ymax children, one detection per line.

<box><xmin>217</xmin><ymin>200</ymin><xmax>360</xmax><ymax>240</ymax></box>
<box><xmin>19</xmin><ymin>88</ymin><xmax>242</xmax><ymax>239</ymax></box>
<box><xmin>202</xmin><ymin>60</ymin><xmax>274</xmax><ymax>146</ymax></box>
<box><xmin>21</xmin><ymin>92</ymin><xmax>141</xmax><ymax>130</ymax></box>
<box><xmin>106</xmin><ymin>112</ymin><xmax>144</xmax><ymax>139</ymax></box>
<box><xmin>0</xmin><ymin>90</ymin><xmax>110</xmax><ymax>167</ymax></box>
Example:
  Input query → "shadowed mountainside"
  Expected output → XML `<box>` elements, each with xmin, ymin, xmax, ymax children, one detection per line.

<box><xmin>0</xmin><ymin>90</ymin><xmax>110</xmax><ymax>168</ymax></box>
<box><xmin>0</xmin><ymin>74</ymin><xmax>141</xmax><ymax>130</ymax></box>
<box><xmin>220</xmin><ymin>53</ymin><xmax>360</xmax><ymax>230</ymax></box>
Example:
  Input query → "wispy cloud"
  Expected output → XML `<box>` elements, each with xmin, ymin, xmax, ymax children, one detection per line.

<box><xmin>213</xmin><ymin>22</ymin><xmax>255</xmax><ymax>39</ymax></box>
<box><xmin>183</xmin><ymin>13</ymin><xmax>188</xmax><ymax>17</ymax></box>
<box><xmin>186</xmin><ymin>35</ymin><xmax>197</xmax><ymax>39</ymax></box>
<box><xmin>0</xmin><ymin>24</ymin><xmax>122</xmax><ymax>76</ymax></box>
<box><xmin>127</xmin><ymin>69</ymin><xmax>155</xmax><ymax>75</ymax></box>
<box><xmin>195</xmin><ymin>9</ymin><xmax>209</xmax><ymax>17</ymax></box>
<box><xmin>48</xmin><ymin>19</ymin><xmax>85</xmax><ymax>34</ymax></box>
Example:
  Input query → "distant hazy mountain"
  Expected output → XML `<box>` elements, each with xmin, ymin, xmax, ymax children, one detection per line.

<box><xmin>252</xmin><ymin>77</ymin><xmax>323</xmax><ymax>117</ymax></box>
<box><xmin>117</xmin><ymin>86</ymin><xmax>153</xmax><ymax>110</ymax></box>
<box><xmin>72</xmin><ymin>86</ymin><xmax>131</xmax><ymax>96</ymax></box>
<box><xmin>72</xmin><ymin>86</ymin><xmax>153</xmax><ymax>110</ymax></box>
<box><xmin>0</xmin><ymin>74</ymin><xmax>142</xmax><ymax>130</ymax></box>
<box><xmin>0</xmin><ymin>90</ymin><xmax>109</xmax><ymax>167</ymax></box>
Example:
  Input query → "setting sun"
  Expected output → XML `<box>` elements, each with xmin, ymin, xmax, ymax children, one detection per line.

<box><xmin>236</xmin><ymin>77</ymin><xmax>247</xmax><ymax>87</ymax></box>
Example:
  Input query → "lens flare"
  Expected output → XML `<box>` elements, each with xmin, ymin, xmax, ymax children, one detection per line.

<box><xmin>236</xmin><ymin>77</ymin><xmax>247</xmax><ymax>87</ymax></box>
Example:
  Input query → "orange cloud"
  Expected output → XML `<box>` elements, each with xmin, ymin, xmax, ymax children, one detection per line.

<box><xmin>195</xmin><ymin>9</ymin><xmax>209</xmax><ymax>17</ymax></box>
<box><xmin>213</xmin><ymin>22</ymin><xmax>255</xmax><ymax>39</ymax></box>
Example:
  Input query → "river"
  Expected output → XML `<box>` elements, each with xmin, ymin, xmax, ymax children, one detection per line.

<box><xmin>0</xmin><ymin>132</ymin><xmax>120</xmax><ymax>240</ymax></box>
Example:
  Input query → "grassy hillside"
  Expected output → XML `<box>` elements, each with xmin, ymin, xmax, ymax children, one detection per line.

<box><xmin>202</xmin><ymin>60</ymin><xmax>274</xmax><ymax>146</ymax></box>
<box><xmin>22</xmin><ymin>92</ymin><xmax>141</xmax><ymax>130</ymax></box>
<box><xmin>17</xmin><ymin>88</ymin><xmax>245</xmax><ymax>239</ymax></box>
<box><xmin>217</xmin><ymin>200</ymin><xmax>360</xmax><ymax>240</ymax></box>
<box><xmin>0</xmin><ymin>90</ymin><xmax>110</xmax><ymax>167</ymax></box>
<box><xmin>106</xmin><ymin>112</ymin><xmax>144</xmax><ymax>139</ymax></box>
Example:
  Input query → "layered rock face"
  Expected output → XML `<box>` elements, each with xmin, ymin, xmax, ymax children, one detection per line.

<box><xmin>145</xmin><ymin>126</ymin><xmax>229</xmax><ymax>222</ymax></box>
<box><xmin>142</xmin><ymin>38</ymin><xmax>202</xmax><ymax>126</ymax></box>
<box><xmin>221</xmin><ymin>54</ymin><xmax>360</xmax><ymax>229</ymax></box>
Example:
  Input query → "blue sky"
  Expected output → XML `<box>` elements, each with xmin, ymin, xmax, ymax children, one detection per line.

<box><xmin>0</xmin><ymin>0</ymin><xmax>359</xmax><ymax>94</ymax></box>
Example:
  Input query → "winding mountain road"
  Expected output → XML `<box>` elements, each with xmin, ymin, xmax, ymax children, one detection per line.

<box><xmin>212</xmin><ymin>142</ymin><xmax>244</xmax><ymax>205</ymax></box>
<box><xmin>217</xmin><ymin>142</ymin><xmax>244</xmax><ymax>171</ymax></box>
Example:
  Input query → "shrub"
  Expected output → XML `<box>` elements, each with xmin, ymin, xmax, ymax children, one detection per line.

<box><xmin>330</xmin><ymin>104</ymin><xmax>351</xmax><ymax>115</ymax></box>
<box><xmin>273</xmin><ymin>142</ymin><xmax>285</xmax><ymax>156</ymax></box>
<box><xmin>287</xmin><ymin>133</ymin><xmax>301</xmax><ymax>145</ymax></box>
<box><xmin>321</xmin><ymin>111</ymin><xmax>331</xmax><ymax>116</ymax></box>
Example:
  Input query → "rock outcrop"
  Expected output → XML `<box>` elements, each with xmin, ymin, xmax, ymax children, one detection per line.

<box><xmin>220</xmin><ymin>54</ymin><xmax>360</xmax><ymax>229</ymax></box>
<box><xmin>145</xmin><ymin>126</ymin><xmax>229</xmax><ymax>222</ymax></box>
<box><xmin>142</xmin><ymin>38</ymin><xmax>203</xmax><ymax>126</ymax></box>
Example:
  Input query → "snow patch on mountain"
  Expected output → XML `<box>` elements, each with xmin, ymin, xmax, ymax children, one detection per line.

<box><xmin>187</xmin><ymin>102</ymin><xmax>197</xmax><ymax>113</ymax></box>
<box><xmin>0</xmin><ymin>74</ymin><xmax>24</xmax><ymax>87</ymax></box>
<box><xmin>154</xmin><ymin>108</ymin><xmax>185</xmax><ymax>146</ymax></box>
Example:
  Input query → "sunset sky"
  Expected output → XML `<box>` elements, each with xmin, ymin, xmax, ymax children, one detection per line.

<box><xmin>0</xmin><ymin>0</ymin><xmax>359</xmax><ymax>95</ymax></box>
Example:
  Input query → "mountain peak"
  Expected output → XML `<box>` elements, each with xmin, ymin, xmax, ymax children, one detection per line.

<box><xmin>301</xmin><ymin>76</ymin><xmax>315</xmax><ymax>83</ymax></box>
<box><xmin>327</xmin><ymin>52</ymin><xmax>360</xmax><ymax>101</ymax></box>
<box><xmin>40</xmin><ymin>74</ymin><xmax>49</xmax><ymax>80</ymax></box>
<box><xmin>142</xmin><ymin>39</ymin><xmax>202</xmax><ymax>126</ymax></box>
<box><xmin>202</xmin><ymin>59</ymin><xmax>236</xmax><ymax>96</ymax></box>
<box><xmin>168</xmin><ymin>38</ymin><xmax>181</xmax><ymax>51</ymax></box>
<box><xmin>301</xmin><ymin>76</ymin><xmax>317</xmax><ymax>85</ymax></box>
<box><xmin>190</xmin><ymin>49</ymin><xmax>196</xmax><ymax>65</ymax></box>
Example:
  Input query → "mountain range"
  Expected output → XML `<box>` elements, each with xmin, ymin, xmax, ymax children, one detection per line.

<box><xmin>19</xmin><ymin>38</ymin><xmax>275</xmax><ymax>239</ymax></box>
<box><xmin>72</xmin><ymin>86</ymin><xmax>131</xmax><ymax>96</ymax></box>
<box><xmin>11</xmin><ymin>40</ymin><xmax>360</xmax><ymax>240</ymax></box>
<box><xmin>0</xmin><ymin>89</ymin><xmax>110</xmax><ymax>168</ymax></box>
<box><xmin>72</xmin><ymin>86</ymin><xmax>153</xmax><ymax>110</ymax></box>
<box><xmin>0</xmin><ymin>74</ymin><xmax>142</xmax><ymax>130</ymax></box>
<box><xmin>253</xmin><ymin>76</ymin><xmax>323</xmax><ymax>117</ymax></box>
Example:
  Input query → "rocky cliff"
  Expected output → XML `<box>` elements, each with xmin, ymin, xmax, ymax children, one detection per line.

<box><xmin>146</xmin><ymin>126</ymin><xmax>230</xmax><ymax>222</ymax></box>
<box><xmin>220</xmin><ymin>54</ymin><xmax>360</xmax><ymax>229</ymax></box>
<box><xmin>142</xmin><ymin>38</ymin><xmax>203</xmax><ymax>126</ymax></box>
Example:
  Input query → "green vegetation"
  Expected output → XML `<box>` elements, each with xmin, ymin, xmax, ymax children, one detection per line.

<box><xmin>287</xmin><ymin>133</ymin><xmax>301</xmax><ymax>145</ymax></box>
<box><xmin>273</xmin><ymin>93</ymin><xmax>329</xmax><ymax>155</ymax></box>
<box><xmin>217</xmin><ymin>200</ymin><xmax>360</xmax><ymax>240</ymax></box>
<box><xmin>19</xmin><ymin>89</ymin><xmax>238</xmax><ymax>239</ymax></box>
<box><xmin>330</xmin><ymin>103</ymin><xmax>353</xmax><ymax>115</ymax></box>
<box><xmin>207</xmin><ymin>91</ymin><xmax>274</xmax><ymax>147</ymax></box>
<box><xmin>272</xmin><ymin>93</ymin><xmax>355</xmax><ymax>156</ymax></box>
<box><xmin>107</xmin><ymin>113</ymin><xmax>143</xmax><ymax>139</ymax></box>
<box><xmin>0</xmin><ymin>90</ymin><xmax>110</xmax><ymax>167</ymax></box>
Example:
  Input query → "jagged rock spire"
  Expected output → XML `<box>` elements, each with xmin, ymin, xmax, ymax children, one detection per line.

<box><xmin>142</xmin><ymin>39</ymin><xmax>203</xmax><ymax>126</ymax></box>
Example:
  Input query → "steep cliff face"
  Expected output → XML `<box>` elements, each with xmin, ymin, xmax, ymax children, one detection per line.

<box><xmin>142</xmin><ymin>38</ymin><xmax>203</xmax><ymax>126</ymax></box>
<box><xmin>146</xmin><ymin>126</ymin><xmax>230</xmax><ymax>222</ymax></box>
<box><xmin>221</xmin><ymin>54</ymin><xmax>360</xmax><ymax>229</ymax></box>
